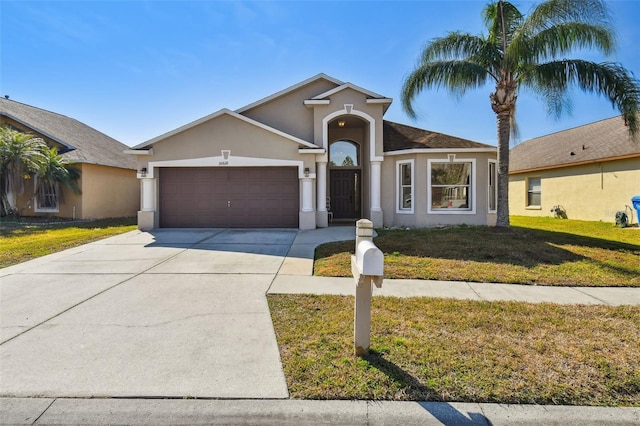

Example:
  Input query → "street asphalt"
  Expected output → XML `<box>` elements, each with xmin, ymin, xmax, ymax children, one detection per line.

<box><xmin>1</xmin><ymin>226</ymin><xmax>638</xmax><ymax>425</ymax></box>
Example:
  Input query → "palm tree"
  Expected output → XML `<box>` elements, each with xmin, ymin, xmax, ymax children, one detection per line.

<box><xmin>401</xmin><ymin>0</ymin><xmax>640</xmax><ymax>227</ymax></box>
<box><xmin>34</xmin><ymin>147</ymin><xmax>81</xmax><ymax>211</ymax></box>
<box><xmin>0</xmin><ymin>126</ymin><xmax>48</xmax><ymax>215</ymax></box>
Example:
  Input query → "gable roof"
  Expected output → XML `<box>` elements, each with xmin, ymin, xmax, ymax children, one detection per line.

<box><xmin>509</xmin><ymin>115</ymin><xmax>640</xmax><ymax>174</ymax></box>
<box><xmin>0</xmin><ymin>98</ymin><xmax>136</xmax><ymax>170</ymax></box>
<box><xmin>383</xmin><ymin>121</ymin><xmax>495</xmax><ymax>152</ymax></box>
<box><xmin>235</xmin><ymin>73</ymin><xmax>344</xmax><ymax>114</ymax></box>
<box><xmin>132</xmin><ymin>108</ymin><xmax>317</xmax><ymax>150</ymax></box>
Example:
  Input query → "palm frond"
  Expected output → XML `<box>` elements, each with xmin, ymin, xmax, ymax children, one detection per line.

<box><xmin>421</xmin><ymin>32</ymin><xmax>489</xmax><ymax>62</ymax></box>
<box><xmin>523</xmin><ymin>0</ymin><xmax>612</xmax><ymax>35</ymax></box>
<box><xmin>483</xmin><ymin>1</ymin><xmax>523</xmax><ymax>47</ymax></box>
<box><xmin>514</xmin><ymin>23</ymin><xmax>613</xmax><ymax>66</ymax></box>
<box><xmin>38</xmin><ymin>147</ymin><xmax>81</xmax><ymax>195</ymax></box>
<box><xmin>527</xmin><ymin>60</ymin><xmax>640</xmax><ymax>137</ymax></box>
<box><xmin>401</xmin><ymin>61</ymin><xmax>492</xmax><ymax>118</ymax></box>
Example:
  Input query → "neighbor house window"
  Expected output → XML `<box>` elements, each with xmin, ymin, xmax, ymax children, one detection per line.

<box><xmin>396</xmin><ymin>159</ymin><xmax>414</xmax><ymax>213</ymax></box>
<box><xmin>428</xmin><ymin>157</ymin><xmax>475</xmax><ymax>214</ymax></box>
<box><xmin>488</xmin><ymin>160</ymin><xmax>497</xmax><ymax>213</ymax></box>
<box><xmin>34</xmin><ymin>177</ymin><xmax>59</xmax><ymax>212</ymax></box>
<box><xmin>527</xmin><ymin>177</ymin><xmax>541</xmax><ymax>207</ymax></box>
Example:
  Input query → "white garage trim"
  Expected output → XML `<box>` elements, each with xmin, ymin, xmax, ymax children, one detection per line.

<box><xmin>144</xmin><ymin>155</ymin><xmax>314</xmax><ymax>179</ymax></box>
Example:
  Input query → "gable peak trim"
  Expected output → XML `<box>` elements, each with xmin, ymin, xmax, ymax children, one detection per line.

<box><xmin>133</xmin><ymin>108</ymin><xmax>317</xmax><ymax>149</ymax></box>
<box><xmin>234</xmin><ymin>73</ymin><xmax>344</xmax><ymax>114</ymax></box>
<box><xmin>310</xmin><ymin>82</ymin><xmax>389</xmax><ymax>101</ymax></box>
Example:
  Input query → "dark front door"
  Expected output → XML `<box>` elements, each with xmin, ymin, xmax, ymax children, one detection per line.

<box><xmin>330</xmin><ymin>170</ymin><xmax>361</xmax><ymax>219</ymax></box>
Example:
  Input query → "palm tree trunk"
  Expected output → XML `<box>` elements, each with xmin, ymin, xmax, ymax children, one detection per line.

<box><xmin>496</xmin><ymin>110</ymin><xmax>511</xmax><ymax>227</ymax></box>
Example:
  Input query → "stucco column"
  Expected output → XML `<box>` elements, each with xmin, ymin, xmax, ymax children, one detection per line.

<box><xmin>316</xmin><ymin>162</ymin><xmax>327</xmax><ymax>212</ymax></box>
<box><xmin>370</xmin><ymin>161</ymin><xmax>382</xmax><ymax>212</ymax></box>
<box><xmin>141</xmin><ymin>178</ymin><xmax>155</xmax><ymax>212</ymax></box>
<box><xmin>302</xmin><ymin>177</ymin><xmax>314</xmax><ymax>212</ymax></box>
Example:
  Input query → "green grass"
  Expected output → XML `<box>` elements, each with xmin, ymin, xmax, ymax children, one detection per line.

<box><xmin>314</xmin><ymin>216</ymin><xmax>640</xmax><ymax>287</ymax></box>
<box><xmin>268</xmin><ymin>294</ymin><xmax>640</xmax><ymax>406</ymax></box>
<box><xmin>0</xmin><ymin>217</ymin><xmax>137</xmax><ymax>268</ymax></box>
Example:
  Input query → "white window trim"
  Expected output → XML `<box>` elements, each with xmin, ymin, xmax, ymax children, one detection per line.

<box><xmin>396</xmin><ymin>159</ymin><xmax>414</xmax><ymax>214</ymax></box>
<box><xmin>526</xmin><ymin>176</ymin><xmax>542</xmax><ymax>209</ymax></box>
<box><xmin>427</xmin><ymin>157</ymin><xmax>476</xmax><ymax>215</ymax></box>
<box><xmin>33</xmin><ymin>176</ymin><xmax>60</xmax><ymax>213</ymax></box>
<box><xmin>488</xmin><ymin>159</ymin><xmax>497</xmax><ymax>214</ymax></box>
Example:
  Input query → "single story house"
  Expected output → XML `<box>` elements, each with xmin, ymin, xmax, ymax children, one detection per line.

<box><xmin>127</xmin><ymin>74</ymin><xmax>498</xmax><ymax>230</ymax></box>
<box><xmin>0</xmin><ymin>98</ymin><xmax>139</xmax><ymax>219</ymax></box>
<box><xmin>509</xmin><ymin>115</ymin><xmax>640</xmax><ymax>223</ymax></box>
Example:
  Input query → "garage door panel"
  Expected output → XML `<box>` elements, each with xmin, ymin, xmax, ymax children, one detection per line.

<box><xmin>160</xmin><ymin>167</ymin><xmax>299</xmax><ymax>228</ymax></box>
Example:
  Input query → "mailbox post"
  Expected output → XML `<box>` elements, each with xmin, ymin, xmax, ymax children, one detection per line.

<box><xmin>351</xmin><ymin>219</ymin><xmax>384</xmax><ymax>356</ymax></box>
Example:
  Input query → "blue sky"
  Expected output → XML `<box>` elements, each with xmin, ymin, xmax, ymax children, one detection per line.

<box><xmin>1</xmin><ymin>0</ymin><xmax>639</xmax><ymax>147</ymax></box>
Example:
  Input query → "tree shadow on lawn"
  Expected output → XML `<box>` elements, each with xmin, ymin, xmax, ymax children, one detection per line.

<box><xmin>317</xmin><ymin>226</ymin><xmax>639</xmax><ymax>268</ymax></box>
<box><xmin>364</xmin><ymin>349</ymin><xmax>490</xmax><ymax>424</ymax></box>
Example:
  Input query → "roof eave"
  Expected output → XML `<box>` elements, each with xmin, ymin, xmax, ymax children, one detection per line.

<box><xmin>0</xmin><ymin>112</ymin><xmax>76</xmax><ymax>150</ymax></box>
<box><xmin>384</xmin><ymin>148</ymin><xmax>497</xmax><ymax>156</ymax></box>
<box><xmin>509</xmin><ymin>152</ymin><xmax>640</xmax><ymax>175</ymax></box>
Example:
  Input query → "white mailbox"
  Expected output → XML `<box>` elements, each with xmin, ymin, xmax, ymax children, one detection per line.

<box><xmin>355</xmin><ymin>240</ymin><xmax>384</xmax><ymax>277</ymax></box>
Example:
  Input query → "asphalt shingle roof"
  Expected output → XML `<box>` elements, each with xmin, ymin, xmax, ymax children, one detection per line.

<box><xmin>383</xmin><ymin>121</ymin><xmax>495</xmax><ymax>152</ymax></box>
<box><xmin>510</xmin><ymin>115</ymin><xmax>640</xmax><ymax>173</ymax></box>
<box><xmin>0</xmin><ymin>98</ymin><xmax>136</xmax><ymax>170</ymax></box>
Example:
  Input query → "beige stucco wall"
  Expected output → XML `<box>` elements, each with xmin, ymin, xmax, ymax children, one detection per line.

<box><xmin>509</xmin><ymin>157</ymin><xmax>640</xmax><ymax>223</ymax></box>
<box><xmin>80</xmin><ymin>163</ymin><xmax>139</xmax><ymax>218</ymax></box>
<box><xmin>381</xmin><ymin>152</ymin><xmax>497</xmax><ymax>228</ymax></box>
<box><xmin>140</xmin><ymin>113</ymin><xmax>312</xmax><ymax>166</ymax></box>
<box><xmin>14</xmin><ymin>163</ymin><xmax>138</xmax><ymax>219</ymax></box>
<box><xmin>240</xmin><ymin>79</ymin><xmax>338</xmax><ymax>142</ymax></box>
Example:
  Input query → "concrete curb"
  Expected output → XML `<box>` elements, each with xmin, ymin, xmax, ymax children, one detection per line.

<box><xmin>2</xmin><ymin>398</ymin><xmax>639</xmax><ymax>425</ymax></box>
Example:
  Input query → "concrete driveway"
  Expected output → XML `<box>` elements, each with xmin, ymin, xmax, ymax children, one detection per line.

<box><xmin>0</xmin><ymin>229</ymin><xmax>299</xmax><ymax>399</ymax></box>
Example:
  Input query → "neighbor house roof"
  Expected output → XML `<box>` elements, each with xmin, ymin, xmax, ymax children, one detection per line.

<box><xmin>383</xmin><ymin>121</ymin><xmax>495</xmax><ymax>152</ymax></box>
<box><xmin>509</xmin><ymin>115</ymin><xmax>640</xmax><ymax>174</ymax></box>
<box><xmin>0</xmin><ymin>98</ymin><xmax>136</xmax><ymax>170</ymax></box>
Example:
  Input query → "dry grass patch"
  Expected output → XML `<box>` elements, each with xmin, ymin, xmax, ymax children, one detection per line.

<box><xmin>0</xmin><ymin>217</ymin><xmax>137</xmax><ymax>268</ymax></box>
<box><xmin>314</xmin><ymin>217</ymin><xmax>640</xmax><ymax>286</ymax></box>
<box><xmin>268</xmin><ymin>294</ymin><xmax>640</xmax><ymax>406</ymax></box>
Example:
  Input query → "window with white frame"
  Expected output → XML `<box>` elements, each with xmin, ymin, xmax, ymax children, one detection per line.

<box><xmin>428</xmin><ymin>157</ymin><xmax>475</xmax><ymax>214</ymax></box>
<box><xmin>396</xmin><ymin>160</ymin><xmax>414</xmax><ymax>213</ymax></box>
<box><xmin>527</xmin><ymin>177</ymin><xmax>541</xmax><ymax>207</ymax></box>
<box><xmin>34</xmin><ymin>177</ymin><xmax>59</xmax><ymax>212</ymax></box>
<box><xmin>488</xmin><ymin>160</ymin><xmax>497</xmax><ymax>213</ymax></box>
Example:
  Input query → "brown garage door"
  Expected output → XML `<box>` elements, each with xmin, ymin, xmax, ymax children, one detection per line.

<box><xmin>159</xmin><ymin>167</ymin><xmax>299</xmax><ymax>228</ymax></box>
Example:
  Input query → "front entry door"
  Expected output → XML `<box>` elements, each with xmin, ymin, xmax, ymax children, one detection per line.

<box><xmin>330</xmin><ymin>170</ymin><xmax>361</xmax><ymax>219</ymax></box>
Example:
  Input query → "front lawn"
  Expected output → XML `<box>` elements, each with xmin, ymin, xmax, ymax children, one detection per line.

<box><xmin>268</xmin><ymin>294</ymin><xmax>640</xmax><ymax>406</ymax></box>
<box><xmin>314</xmin><ymin>217</ymin><xmax>640</xmax><ymax>287</ymax></box>
<box><xmin>0</xmin><ymin>217</ymin><xmax>137</xmax><ymax>268</ymax></box>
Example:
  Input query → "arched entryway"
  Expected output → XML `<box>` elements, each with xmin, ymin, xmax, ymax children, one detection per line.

<box><xmin>329</xmin><ymin>139</ymin><xmax>361</xmax><ymax>219</ymax></box>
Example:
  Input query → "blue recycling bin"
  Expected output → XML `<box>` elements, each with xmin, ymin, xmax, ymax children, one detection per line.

<box><xmin>632</xmin><ymin>196</ymin><xmax>640</xmax><ymax>224</ymax></box>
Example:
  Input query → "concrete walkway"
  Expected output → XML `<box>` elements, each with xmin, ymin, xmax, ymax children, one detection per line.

<box><xmin>1</xmin><ymin>226</ymin><xmax>639</xmax><ymax>425</ymax></box>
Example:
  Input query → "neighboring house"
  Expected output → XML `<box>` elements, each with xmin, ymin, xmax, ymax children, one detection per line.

<box><xmin>127</xmin><ymin>74</ymin><xmax>497</xmax><ymax>230</ymax></box>
<box><xmin>0</xmin><ymin>98</ymin><xmax>139</xmax><ymax>219</ymax></box>
<box><xmin>509</xmin><ymin>115</ymin><xmax>640</xmax><ymax>223</ymax></box>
